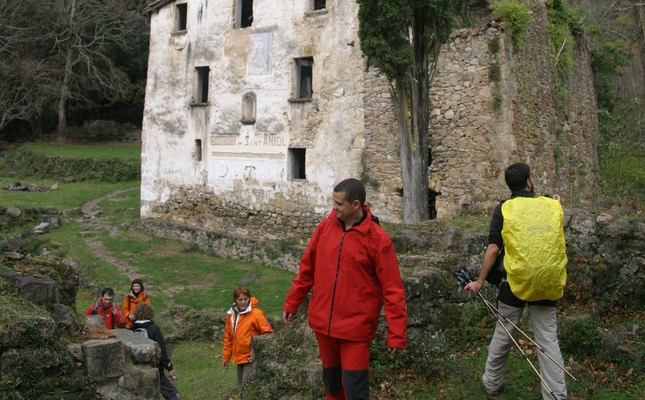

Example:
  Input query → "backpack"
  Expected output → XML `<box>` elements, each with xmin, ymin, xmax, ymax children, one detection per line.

<box><xmin>134</xmin><ymin>327</ymin><xmax>149</xmax><ymax>339</ymax></box>
<box><xmin>501</xmin><ymin>196</ymin><xmax>567</xmax><ymax>301</ymax></box>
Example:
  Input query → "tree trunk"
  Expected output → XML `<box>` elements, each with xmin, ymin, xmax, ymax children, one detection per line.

<box><xmin>397</xmin><ymin>81</ymin><xmax>430</xmax><ymax>224</ymax></box>
<box><xmin>56</xmin><ymin>0</ymin><xmax>78</xmax><ymax>144</ymax></box>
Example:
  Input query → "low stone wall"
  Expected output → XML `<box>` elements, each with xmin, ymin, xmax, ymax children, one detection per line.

<box><xmin>143</xmin><ymin>184</ymin><xmax>324</xmax><ymax>242</ymax></box>
<box><xmin>138</xmin><ymin>218</ymin><xmax>303</xmax><ymax>273</ymax></box>
<box><xmin>72</xmin><ymin>320</ymin><xmax>162</xmax><ymax>400</ymax></box>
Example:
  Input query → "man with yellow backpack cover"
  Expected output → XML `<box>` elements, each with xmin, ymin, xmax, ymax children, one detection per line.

<box><xmin>465</xmin><ymin>162</ymin><xmax>568</xmax><ymax>399</ymax></box>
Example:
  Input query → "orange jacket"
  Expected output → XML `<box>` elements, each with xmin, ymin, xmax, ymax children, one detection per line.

<box><xmin>123</xmin><ymin>290</ymin><xmax>150</xmax><ymax>329</ymax></box>
<box><xmin>222</xmin><ymin>297</ymin><xmax>273</xmax><ymax>365</ymax></box>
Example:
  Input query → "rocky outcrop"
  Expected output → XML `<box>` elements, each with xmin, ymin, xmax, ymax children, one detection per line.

<box><xmin>0</xmin><ymin>256</ymin><xmax>162</xmax><ymax>400</ymax></box>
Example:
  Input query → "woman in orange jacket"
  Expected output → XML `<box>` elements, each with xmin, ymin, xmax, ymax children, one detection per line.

<box><xmin>222</xmin><ymin>286</ymin><xmax>273</xmax><ymax>390</ymax></box>
<box><xmin>123</xmin><ymin>278</ymin><xmax>151</xmax><ymax>329</ymax></box>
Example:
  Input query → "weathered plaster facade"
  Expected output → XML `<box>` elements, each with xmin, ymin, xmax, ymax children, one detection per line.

<box><xmin>141</xmin><ymin>0</ymin><xmax>600</xmax><ymax>240</ymax></box>
<box><xmin>142</xmin><ymin>0</ymin><xmax>371</xmax><ymax>240</ymax></box>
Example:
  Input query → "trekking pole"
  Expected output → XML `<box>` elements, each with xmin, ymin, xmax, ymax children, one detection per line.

<box><xmin>452</xmin><ymin>268</ymin><xmax>563</xmax><ymax>400</ymax></box>
<box><xmin>478</xmin><ymin>293</ymin><xmax>587</xmax><ymax>391</ymax></box>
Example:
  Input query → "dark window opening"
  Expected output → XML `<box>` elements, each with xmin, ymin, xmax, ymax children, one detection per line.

<box><xmin>288</xmin><ymin>148</ymin><xmax>306</xmax><ymax>180</ymax></box>
<box><xmin>195</xmin><ymin>66</ymin><xmax>209</xmax><ymax>104</ymax></box>
<box><xmin>394</xmin><ymin>186</ymin><xmax>439</xmax><ymax>220</ymax></box>
<box><xmin>193</xmin><ymin>139</ymin><xmax>202</xmax><ymax>161</ymax></box>
<box><xmin>428</xmin><ymin>147</ymin><xmax>432</xmax><ymax>167</ymax></box>
<box><xmin>314</xmin><ymin>0</ymin><xmax>326</xmax><ymax>10</ymax></box>
<box><xmin>176</xmin><ymin>3</ymin><xmax>187</xmax><ymax>31</ymax></box>
<box><xmin>295</xmin><ymin>57</ymin><xmax>313</xmax><ymax>99</ymax></box>
<box><xmin>428</xmin><ymin>188</ymin><xmax>439</xmax><ymax>219</ymax></box>
<box><xmin>236</xmin><ymin>0</ymin><xmax>253</xmax><ymax>28</ymax></box>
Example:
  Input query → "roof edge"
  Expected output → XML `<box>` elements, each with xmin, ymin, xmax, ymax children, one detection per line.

<box><xmin>143</xmin><ymin>0</ymin><xmax>176</xmax><ymax>15</ymax></box>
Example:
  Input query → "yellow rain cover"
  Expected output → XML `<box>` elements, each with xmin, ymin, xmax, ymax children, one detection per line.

<box><xmin>501</xmin><ymin>196</ymin><xmax>567</xmax><ymax>301</ymax></box>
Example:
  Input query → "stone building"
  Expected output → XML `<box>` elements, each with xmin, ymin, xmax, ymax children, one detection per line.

<box><xmin>141</xmin><ymin>0</ymin><xmax>599</xmax><ymax>240</ymax></box>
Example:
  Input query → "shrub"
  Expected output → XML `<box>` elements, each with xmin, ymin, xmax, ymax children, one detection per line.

<box><xmin>559</xmin><ymin>314</ymin><xmax>602</xmax><ymax>359</ymax></box>
<box><xmin>490</xmin><ymin>0</ymin><xmax>532</xmax><ymax>46</ymax></box>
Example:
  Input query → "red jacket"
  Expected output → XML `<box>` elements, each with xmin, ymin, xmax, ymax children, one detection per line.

<box><xmin>84</xmin><ymin>299</ymin><xmax>126</xmax><ymax>329</ymax></box>
<box><xmin>222</xmin><ymin>297</ymin><xmax>274</xmax><ymax>365</ymax></box>
<box><xmin>284</xmin><ymin>205</ymin><xmax>407</xmax><ymax>347</ymax></box>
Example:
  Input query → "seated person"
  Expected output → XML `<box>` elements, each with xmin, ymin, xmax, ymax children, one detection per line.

<box><xmin>84</xmin><ymin>288</ymin><xmax>126</xmax><ymax>329</ymax></box>
<box><xmin>131</xmin><ymin>302</ymin><xmax>179</xmax><ymax>400</ymax></box>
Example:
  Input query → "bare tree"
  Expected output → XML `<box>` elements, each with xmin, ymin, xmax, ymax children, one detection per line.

<box><xmin>0</xmin><ymin>0</ymin><xmax>51</xmax><ymax>131</ymax></box>
<box><xmin>39</xmin><ymin>0</ymin><xmax>140</xmax><ymax>142</ymax></box>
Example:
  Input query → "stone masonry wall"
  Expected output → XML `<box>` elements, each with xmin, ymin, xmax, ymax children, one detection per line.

<box><xmin>364</xmin><ymin>1</ymin><xmax>600</xmax><ymax>220</ymax></box>
<box><xmin>362</xmin><ymin>71</ymin><xmax>403</xmax><ymax>222</ymax></box>
<box><xmin>147</xmin><ymin>184</ymin><xmax>321</xmax><ymax>241</ymax></box>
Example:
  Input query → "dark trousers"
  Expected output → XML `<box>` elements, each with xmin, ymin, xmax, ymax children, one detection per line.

<box><xmin>315</xmin><ymin>332</ymin><xmax>371</xmax><ymax>400</ymax></box>
<box><xmin>160</xmin><ymin>372</ymin><xmax>179</xmax><ymax>400</ymax></box>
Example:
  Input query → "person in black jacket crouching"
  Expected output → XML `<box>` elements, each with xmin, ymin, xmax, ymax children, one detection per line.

<box><xmin>132</xmin><ymin>302</ymin><xmax>180</xmax><ymax>400</ymax></box>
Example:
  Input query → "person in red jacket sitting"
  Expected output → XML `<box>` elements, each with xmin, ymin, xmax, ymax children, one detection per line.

<box><xmin>283</xmin><ymin>178</ymin><xmax>407</xmax><ymax>400</ymax></box>
<box><xmin>222</xmin><ymin>286</ymin><xmax>273</xmax><ymax>390</ymax></box>
<box><xmin>84</xmin><ymin>288</ymin><xmax>126</xmax><ymax>329</ymax></box>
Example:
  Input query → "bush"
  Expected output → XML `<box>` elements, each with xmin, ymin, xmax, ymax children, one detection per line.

<box><xmin>490</xmin><ymin>0</ymin><xmax>532</xmax><ymax>46</ymax></box>
<box><xmin>559</xmin><ymin>314</ymin><xmax>602</xmax><ymax>359</ymax></box>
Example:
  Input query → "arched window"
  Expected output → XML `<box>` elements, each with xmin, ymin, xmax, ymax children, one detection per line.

<box><xmin>241</xmin><ymin>93</ymin><xmax>256</xmax><ymax>124</ymax></box>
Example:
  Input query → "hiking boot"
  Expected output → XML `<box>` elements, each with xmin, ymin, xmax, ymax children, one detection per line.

<box><xmin>481</xmin><ymin>378</ymin><xmax>502</xmax><ymax>397</ymax></box>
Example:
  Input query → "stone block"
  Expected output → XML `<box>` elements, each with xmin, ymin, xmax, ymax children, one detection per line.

<box><xmin>118</xmin><ymin>367</ymin><xmax>160</xmax><ymax>399</ymax></box>
<box><xmin>86</xmin><ymin>314</ymin><xmax>107</xmax><ymax>329</ymax></box>
<box><xmin>82</xmin><ymin>339</ymin><xmax>125</xmax><ymax>382</ymax></box>
<box><xmin>0</xmin><ymin>269</ymin><xmax>60</xmax><ymax>306</ymax></box>
<box><xmin>111</xmin><ymin>329</ymin><xmax>161</xmax><ymax>365</ymax></box>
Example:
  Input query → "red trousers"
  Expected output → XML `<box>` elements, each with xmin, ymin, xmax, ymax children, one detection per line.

<box><xmin>315</xmin><ymin>332</ymin><xmax>371</xmax><ymax>400</ymax></box>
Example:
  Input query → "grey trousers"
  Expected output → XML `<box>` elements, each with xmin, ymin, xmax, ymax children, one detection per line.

<box><xmin>237</xmin><ymin>363</ymin><xmax>253</xmax><ymax>390</ymax></box>
<box><xmin>482</xmin><ymin>302</ymin><xmax>568</xmax><ymax>400</ymax></box>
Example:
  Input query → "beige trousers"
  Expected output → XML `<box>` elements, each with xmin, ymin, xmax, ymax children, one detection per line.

<box><xmin>482</xmin><ymin>302</ymin><xmax>568</xmax><ymax>400</ymax></box>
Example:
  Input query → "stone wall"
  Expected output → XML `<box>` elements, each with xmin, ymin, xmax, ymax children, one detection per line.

<box><xmin>145</xmin><ymin>184</ymin><xmax>322</xmax><ymax>241</ymax></box>
<box><xmin>364</xmin><ymin>2</ymin><xmax>600</xmax><ymax>220</ymax></box>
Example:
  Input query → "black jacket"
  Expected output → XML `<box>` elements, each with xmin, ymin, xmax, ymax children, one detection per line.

<box><xmin>131</xmin><ymin>320</ymin><xmax>173</xmax><ymax>373</ymax></box>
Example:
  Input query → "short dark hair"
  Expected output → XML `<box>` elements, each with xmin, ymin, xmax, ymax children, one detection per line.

<box><xmin>505</xmin><ymin>163</ymin><xmax>531</xmax><ymax>192</ymax></box>
<box><xmin>101</xmin><ymin>288</ymin><xmax>115</xmax><ymax>297</ymax></box>
<box><xmin>133</xmin><ymin>302</ymin><xmax>154</xmax><ymax>320</ymax></box>
<box><xmin>233</xmin><ymin>286</ymin><xmax>251</xmax><ymax>301</ymax></box>
<box><xmin>333</xmin><ymin>178</ymin><xmax>366</xmax><ymax>206</ymax></box>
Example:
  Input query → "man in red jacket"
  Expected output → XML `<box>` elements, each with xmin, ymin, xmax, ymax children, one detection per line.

<box><xmin>84</xmin><ymin>288</ymin><xmax>126</xmax><ymax>329</ymax></box>
<box><xmin>283</xmin><ymin>178</ymin><xmax>407</xmax><ymax>400</ymax></box>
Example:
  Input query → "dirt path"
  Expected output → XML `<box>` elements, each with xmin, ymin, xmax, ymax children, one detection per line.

<box><xmin>80</xmin><ymin>187</ymin><xmax>141</xmax><ymax>282</ymax></box>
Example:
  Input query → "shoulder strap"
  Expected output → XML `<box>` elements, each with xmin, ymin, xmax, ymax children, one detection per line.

<box><xmin>92</xmin><ymin>299</ymin><xmax>100</xmax><ymax>315</ymax></box>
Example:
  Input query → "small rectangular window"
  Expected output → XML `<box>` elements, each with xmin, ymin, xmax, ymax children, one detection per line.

<box><xmin>313</xmin><ymin>0</ymin><xmax>326</xmax><ymax>10</ymax></box>
<box><xmin>294</xmin><ymin>57</ymin><xmax>313</xmax><ymax>100</ymax></box>
<box><xmin>195</xmin><ymin>66</ymin><xmax>209</xmax><ymax>104</ymax></box>
<box><xmin>176</xmin><ymin>3</ymin><xmax>187</xmax><ymax>31</ymax></box>
<box><xmin>236</xmin><ymin>0</ymin><xmax>253</xmax><ymax>28</ymax></box>
<box><xmin>288</xmin><ymin>148</ymin><xmax>306</xmax><ymax>180</ymax></box>
<box><xmin>193</xmin><ymin>139</ymin><xmax>202</xmax><ymax>161</ymax></box>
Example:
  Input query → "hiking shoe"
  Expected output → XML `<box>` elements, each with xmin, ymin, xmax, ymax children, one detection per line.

<box><xmin>481</xmin><ymin>378</ymin><xmax>502</xmax><ymax>396</ymax></box>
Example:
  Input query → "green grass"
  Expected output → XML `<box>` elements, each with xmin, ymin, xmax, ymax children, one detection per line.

<box><xmin>22</xmin><ymin>142</ymin><xmax>141</xmax><ymax>160</ymax></box>
<box><xmin>0</xmin><ymin>177</ymin><xmax>139</xmax><ymax>210</ymax></box>
<box><xmin>170</xmin><ymin>339</ymin><xmax>238</xmax><ymax>399</ymax></box>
